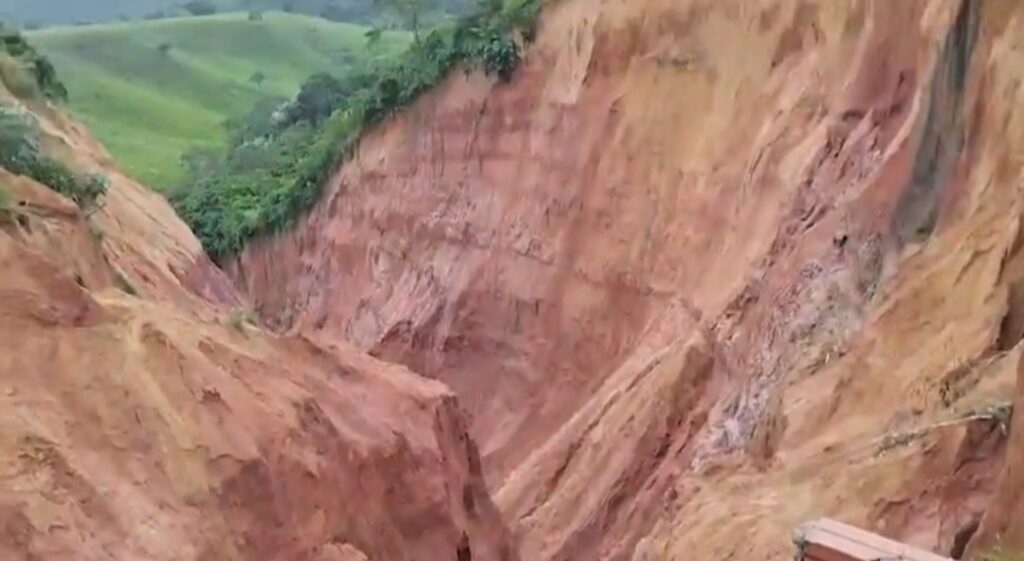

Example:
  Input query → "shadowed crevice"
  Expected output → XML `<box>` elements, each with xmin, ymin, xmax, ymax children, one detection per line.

<box><xmin>891</xmin><ymin>0</ymin><xmax>982</xmax><ymax>245</ymax></box>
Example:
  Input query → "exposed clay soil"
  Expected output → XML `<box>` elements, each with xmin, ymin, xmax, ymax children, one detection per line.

<box><xmin>9</xmin><ymin>1</ymin><xmax>1024</xmax><ymax>560</ymax></box>
<box><xmin>0</xmin><ymin>101</ymin><xmax>515</xmax><ymax>561</ymax></box>
<box><xmin>235</xmin><ymin>0</ymin><xmax>1024</xmax><ymax>559</ymax></box>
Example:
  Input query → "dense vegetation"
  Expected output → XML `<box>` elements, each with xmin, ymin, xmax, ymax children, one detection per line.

<box><xmin>29</xmin><ymin>13</ymin><xmax>409</xmax><ymax>188</ymax></box>
<box><xmin>172</xmin><ymin>0</ymin><xmax>540</xmax><ymax>260</ymax></box>
<box><xmin>0</xmin><ymin>28</ymin><xmax>107</xmax><ymax>210</ymax></box>
<box><xmin>0</xmin><ymin>105</ymin><xmax>108</xmax><ymax>210</ymax></box>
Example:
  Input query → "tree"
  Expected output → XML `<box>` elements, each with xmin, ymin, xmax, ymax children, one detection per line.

<box><xmin>249</xmin><ymin>70</ymin><xmax>266</xmax><ymax>88</ymax></box>
<box><xmin>373</xmin><ymin>0</ymin><xmax>438</xmax><ymax>41</ymax></box>
<box><xmin>287</xmin><ymin>72</ymin><xmax>346</xmax><ymax>124</ymax></box>
<box><xmin>248</xmin><ymin>10</ymin><xmax>264</xmax><ymax>21</ymax></box>
<box><xmin>282</xmin><ymin>1</ymin><xmax>297</xmax><ymax>13</ymax></box>
<box><xmin>182</xmin><ymin>0</ymin><xmax>217</xmax><ymax>16</ymax></box>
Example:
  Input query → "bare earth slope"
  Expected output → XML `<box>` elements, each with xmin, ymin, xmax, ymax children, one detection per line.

<box><xmin>0</xmin><ymin>102</ymin><xmax>515</xmax><ymax>561</ymax></box>
<box><xmin>234</xmin><ymin>0</ymin><xmax>1024</xmax><ymax>559</ymax></box>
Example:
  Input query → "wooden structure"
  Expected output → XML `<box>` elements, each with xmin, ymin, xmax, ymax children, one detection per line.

<box><xmin>794</xmin><ymin>518</ymin><xmax>954</xmax><ymax>561</ymax></box>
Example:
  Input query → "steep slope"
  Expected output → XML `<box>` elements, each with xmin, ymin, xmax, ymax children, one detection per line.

<box><xmin>0</xmin><ymin>93</ymin><xmax>514</xmax><ymax>559</ymax></box>
<box><xmin>28</xmin><ymin>13</ymin><xmax>409</xmax><ymax>189</ymax></box>
<box><xmin>234</xmin><ymin>0</ymin><xmax>1024</xmax><ymax>559</ymax></box>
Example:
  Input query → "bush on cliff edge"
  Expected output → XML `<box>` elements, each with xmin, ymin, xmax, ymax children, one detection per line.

<box><xmin>172</xmin><ymin>0</ymin><xmax>542</xmax><ymax>261</ymax></box>
<box><xmin>0</xmin><ymin>105</ymin><xmax>108</xmax><ymax>210</ymax></box>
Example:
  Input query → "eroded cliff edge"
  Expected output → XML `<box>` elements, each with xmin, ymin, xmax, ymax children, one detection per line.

<box><xmin>235</xmin><ymin>0</ymin><xmax>1024</xmax><ymax>559</ymax></box>
<box><xmin>0</xmin><ymin>97</ymin><xmax>516</xmax><ymax>560</ymax></box>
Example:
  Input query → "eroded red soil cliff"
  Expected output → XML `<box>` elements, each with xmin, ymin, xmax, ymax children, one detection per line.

<box><xmin>7</xmin><ymin>0</ymin><xmax>1024</xmax><ymax>559</ymax></box>
<box><xmin>234</xmin><ymin>0</ymin><xmax>1024</xmax><ymax>559</ymax></box>
<box><xmin>0</xmin><ymin>99</ymin><xmax>515</xmax><ymax>561</ymax></box>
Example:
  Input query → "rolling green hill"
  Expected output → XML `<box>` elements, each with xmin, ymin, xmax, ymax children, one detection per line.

<box><xmin>0</xmin><ymin>0</ymin><xmax>476</xmax><ymax>27</ymax></box>
<box><xmin>28</xmin><ymin>12</ymin><xmax>410</xmax><ymax>189</ymax></box>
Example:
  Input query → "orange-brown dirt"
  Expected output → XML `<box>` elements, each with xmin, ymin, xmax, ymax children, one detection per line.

<box><xmin>0</xmin><ymin>100</ymin><xmax>516</xmax><ymax>560</ymax></box>
<box><xmin>9</xmin><ymin>0</ymin><xmax>1024</xmax><ymax>560</ymax></box>
<box><xmin>232</xmin><ymin>0</ymin><xmax>1024</xmax><ymax>559</ymax></box>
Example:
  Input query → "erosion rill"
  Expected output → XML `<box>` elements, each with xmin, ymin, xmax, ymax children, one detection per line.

<box><xmin>6</xmin><ymin>0</ymin><xmax>1024</xmax><ymax>561</ymax></box>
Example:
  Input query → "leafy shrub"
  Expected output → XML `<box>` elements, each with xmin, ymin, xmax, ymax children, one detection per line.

<box><xmin>0</xmin><ymin>28</ymin><xmax>68</xmax><ymax>102</ymax></box>
<box><xmin>0</xmin><ymin>105</ymin><xmax>108</xmax><ymax>210</ymax></box>
<box><xmin>74</xmin><ymin>174</ymin><xmax>110</xmax><ymax>209</ymax></box>
<box><xmin>248</xmin><ymin>10</ymin><xmax>264</xmax><ymax>21</ymax></box>
<box><xmin>228</xmin><ymin>308</ymin><xmax>255</xmax><ymax>331</ymax></box>
<box><xmin>30</xmin><ymin>56</ymin><xmax>67</xmax><ymax>101</ymax></box>
<box><xmin>278</xmin><ymin>72</ymin><xmax>348</xmax><ymax>125</ymax></box>
<box><xmin>470</xmin><ymin>27</ymin><xmax>520</xmax><ymax>79</ymax></box>
<box><xmin>174</xmin><ymin>0</ymin><xmax>542</xmax><ymax>261</ymax></box>
<box><xmin>3</xmin><ymin>152</ymin><xmax>109</xmax><ymax>210</ymax></box>
<box><xmin>0</xmin><ymin>105</ymin><xmax>40</xmax><ymax>154</ymax></box>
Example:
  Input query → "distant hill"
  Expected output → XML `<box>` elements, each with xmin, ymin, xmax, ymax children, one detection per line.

<box><xmin>29</xmin><ymin>12</ymin><xmax>410</xmax><ymax>189</ymax></box>
<box><xmin>1</xmin><ymin>0</ymin><xmax>171</xmax><ymax>26</ymax></box>
<box><xmin>0</xmin><ymin>0</ymin><xmax>476</xmax><ymax>27</ymax></box>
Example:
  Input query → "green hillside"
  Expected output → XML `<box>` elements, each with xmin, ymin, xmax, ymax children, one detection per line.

<box><xmin>28</xmin><ymin>12</ymin><xmax>410</xmax><ymax>189</ymax></box>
